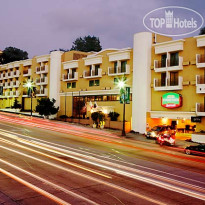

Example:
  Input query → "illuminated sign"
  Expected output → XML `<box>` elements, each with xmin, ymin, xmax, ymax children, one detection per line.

<box><xmin>161</xmin><ymin>92</ymin><xmax>182</xmax><ymax>108</ymax></box>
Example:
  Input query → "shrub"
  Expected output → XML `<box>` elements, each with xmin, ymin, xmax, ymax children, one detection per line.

<box><xmin>108</xmin><ymin>112</ymin><xmax>120</xmax><ymax>121</ymax></box>
<box><xmin>59</xmin><ymin>115</ymin><xmax>69</xmax><ymax>119</ymax></box>
<box><xmin>12</xmin><ymin>99</ymin><xmax>22</xmax><ymax>109</ymax></box>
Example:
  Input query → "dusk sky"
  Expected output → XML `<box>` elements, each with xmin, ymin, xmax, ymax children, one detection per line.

<box><xmin>1</xmin><ymin>0</ymin><xmax>205</xmax><ymax>58</ymax></box>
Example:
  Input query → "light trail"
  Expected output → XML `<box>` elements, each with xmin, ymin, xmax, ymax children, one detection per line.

<box><xmin>0</xmin><ymin>143</ymin><xmax>167</xmax><ymax>205</ymax></box>
<box><xmin>0</xmin><ymin>167</ymin><xmax>70</xmax><ymax>205</ymax></box>
<box><xmin>0</xmin><ymin>115</ymin><xmax>205</xmax><ymax>164</ymax></box>
<box><xmin>0</xmin><ymin>128</ymin><xmax>205</xmax><ymax>193</ymax></box>
<box><xmin>0</xmin><ymin>136</ymin><xmax>205</xmax><ymax>202</ymax></box>
<box><xmin>0</xmin><ymin>137</ymin><xmax>111</xmax><ymax>179</ymax></box>
<box><xmin>0</xmin><ymin>158</ymin><xmax>99</xmax><ymax>205</ymax></box>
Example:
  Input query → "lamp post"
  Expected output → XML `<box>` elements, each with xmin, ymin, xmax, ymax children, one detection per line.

<box><xmin>118</xmin><ymin>79</ymin><xmax>126</xmax><ymax>137</ymax></box>
<box><xmin>64</xmin><ymin>91</ymin><xmax>67</xmax><ymax>122</ymax></box>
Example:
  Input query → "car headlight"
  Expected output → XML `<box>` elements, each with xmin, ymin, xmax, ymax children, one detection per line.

<box><xmin>151</xmin><ymin>132</ymin><xmax>156</xmax><ymax>137</ymax></box>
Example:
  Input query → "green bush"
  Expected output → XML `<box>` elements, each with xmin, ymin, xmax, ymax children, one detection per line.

<box><xmin>108</xmin><ymin>112</ymin><xmax>120</xmax><ymax>121</ymax></box>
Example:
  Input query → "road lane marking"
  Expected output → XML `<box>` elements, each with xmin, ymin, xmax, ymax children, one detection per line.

<box><xmin>0</xmin><ymin>167</ymin><xmax>70</xmax><ymax>205</ymax></box>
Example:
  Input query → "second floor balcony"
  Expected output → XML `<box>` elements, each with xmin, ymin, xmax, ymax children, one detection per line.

<box><xmin>11</xmin><ymin>91</ymin><xmax>20</xmax><ymax>97</ymax></box>
<box><xmin>63</xmin><ymin>72</ymin><xmax>78</xmax><ymax>81</ymax></box>
<box><xmin>36</xmin><ymin>88</ymin><xmax>48</xmax><ymax>97</ymax></box>
<box><xmin>36</xmin><ymin>77</ymin><xmax>48</xmax><ymax>85</ymax></box>
<box><xmin>83</xmin><ymin>69</ymin><xmax>102</xmax><ymax>79</ymax></box>
<box><xmin>5</xmin><ymin>82</ymin><xmax>13</xmax><ymax>89</ymax></box>
<box><xmin>154</xmin><ymin>76</ymin><xmax>183</xmax><ymax>91</ymax></box>
<box><xmin>196</xmin><ymin>103</ymin><xmax>205</xmax><ymax>116</ymax></box>
<box><xmin>36</xmin><ymin>65</ymin><xmax>48</xmax><ymax>74</ymax></box>
<box><xmin>108</xmin><ymin>65</ymin><xmax>130</xmax><ymax>76</ymax></box>
<box><xmin>154</xmin><ymin>57</ymin><xmax>183</xmax><ymax>72</ymax></box>
<box><xmin>196</xmin><ymin>75</ymin><xmax>205</xmax><ymax>93</ymax></box>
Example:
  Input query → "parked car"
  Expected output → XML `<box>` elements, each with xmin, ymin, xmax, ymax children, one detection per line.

<box><xmin>156</xmin><ymin>131</ymin><xmax>176</xmax><ymax>146</ymax></box>
<box><xmin>184</xmin><ymin>144</ymin><xmax>205</xmax><ymax>156</ymax></box>
<box><xmin>145</xmin><ymin>125</ymin><xmax>174</xmax><ymax>139</ymax></box>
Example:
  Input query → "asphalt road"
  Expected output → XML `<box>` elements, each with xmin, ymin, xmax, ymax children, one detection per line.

<box><xmin>0</xmin><ymin>112</ymin><xmax>204</xmax><ymax>205</ymax></box>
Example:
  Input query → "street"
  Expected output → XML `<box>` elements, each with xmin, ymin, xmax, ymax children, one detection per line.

<box><xmin>0</xmin><ymin>113</ymin><xmax>204</xmax><ymax>205</ymax></box>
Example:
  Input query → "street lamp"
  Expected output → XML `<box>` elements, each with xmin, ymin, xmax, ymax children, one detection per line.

<box><xmin>25</xmin><ymin>80</ymin><xmax>34</xmax><ymax>117</ymax></box>
<box><xmin>118</xmin><ymin>78</ymin><xmax>126</xmax><ymax>137</ymax></box>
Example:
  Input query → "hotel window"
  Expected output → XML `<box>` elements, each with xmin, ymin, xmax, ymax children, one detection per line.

<box><xmin>114</xmin><ymin>61</ymin><xmax>117</xmax><ymax>73</ymax></box>
<box><xmin>161</xmin><ymin>54</ymin><xmax>167</xmax><ymax>67</ymax></box>
<box><xmin>170</xmin><ymin>72</ymin><xmax>178</xmax><ymax>86</ymax></box>
<box><xmin>89</xmin><ymin>80</ymin><xmax>100</xmax><ymax>87</ymax></box>
<box><xmin>67</xmin><ymin>82</ymin><xmax>76</xmax><ymax>89</ymax></box>
<box><xmin>161</xmin><ymin>73</ymin><xmax>166</xmax><ymax>86</ymax></box>
<box><xmin>170</xmin><ymin>52</ymin><xmax>179</xmax><ymax>66</ymax></box>
<box><xmin>121</xmin><ymin>61</ymin><xmax>127</xmax><ymax>72</ymax></box>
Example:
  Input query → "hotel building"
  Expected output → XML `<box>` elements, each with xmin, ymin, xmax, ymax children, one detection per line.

<box><xmin>0</xmin><ymin>32</ymin><xmax>205</xmax><ymax>141</ymax></box>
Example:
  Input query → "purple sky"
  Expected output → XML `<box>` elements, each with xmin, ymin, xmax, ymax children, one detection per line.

<box><xmin>0</xmin><ymin>0</ymin><xmax>205</xmax><ymax>58</ymax></box>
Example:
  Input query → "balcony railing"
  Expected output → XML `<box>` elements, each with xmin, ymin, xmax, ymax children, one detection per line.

<box><xmin>108</xmin><ymin>65</ymin><xmax>130</xmax><ymax>76</ymax></box>
<box><xmin>154</xmin><ymin>76</ymin><xmax>183</xmax><ymax>91</ymax></box>
<box><xmin>36</xmin><ymin>88</ymin><xmax>48</xmax><ymax>96</ymax></box>
<box><xmin>196</xmin><ymin>103</ymin><xmax>205</xmax><ymax>116</ymax></box>
<box><xmin>13</xmin><ymin>70</ymin><xmax>20</xmax><ymax>77</ymax></box>
<box><xmin>11</xmin><ymin>91</ymin><xmax>19</xmax><ymax>97</ymax></box>
<box><xmin>36</xmin><ymin>77</ymin><xmax>48</xmax><ymax>85</ymax></box>
<box><xmin>36</xmin><ymin>65</ymin><xmax>48</xmax><ymax>74</ymax></box>
<box><xmin>7</xmin><ymin>72</ymin><xmax>13</xmax><ymax>78</ymax></box>
<box><xmin>196</xmin><ymin>54</ymin><xmax>205</xmax><ymax>68</ymax></box>
<box><xmin>23</xmin><ymin>69</ymin><xmax>31</xmax><ymax>76</ymax></box>
<box><xmin>154</xmin><ymin>57</ymin><xmax>183</xmax><ymax>72</ymax></box>
<box><xmin>196</xmin><ymin>75</ymin><xmax>205</xmax><ymax>93</ymax></box>
<box><xmin>13</xmin><ymin>81</ymin><xmax>20</xmax><ymax>87</ymax></box>
<box><xmin>63</xmin><ymin>72</ymin><xmax>78</xmax><ymax>81</ymax></box>
<box><xmin>83</xmin><ymin>69</ymin><xmax>102</xmax><ymax>78</ymax></box>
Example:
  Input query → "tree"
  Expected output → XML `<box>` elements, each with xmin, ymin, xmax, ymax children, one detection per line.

<box><xmin>70</xmin><ymin>35</ymin><xmax>102</xmax><ymax>52</ymax></box>
<box><xmin>12</xmin><ymin>99</ymin><xmax>22</xmax><ymax>109</ymax></box>
<box><xmin>199</xmin><ymin>27</ymin><xmax>205</xmax><ymax>35</ymax></box>
<box><xmin>0</xmin><ymin>47</ymin><xmax>28</xmax><ymax>64</ymax></box>
<box><xmin>36</xmin><ymin>98</ymin><xmax>59</xmax><ymax>118</ymax></box>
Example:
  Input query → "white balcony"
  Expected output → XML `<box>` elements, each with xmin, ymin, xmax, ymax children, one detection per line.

<box><xmin>108</xmin><ymin>64</ymin><xmax>130</xmax><ymax>76</ymax></box>
<box><xmin>36</xmin><ymin>65</ymin><xmax>48</xmax><ymax>74</ymax></box>
<box><xmin>23</xmin><ymin>69</ymin><xmax>31</xmax><ymax>77</ymax></box>
<box><xmin>154</xmin><ymin>76</ymin><xmax>183</xmax><ymax>91</ymax></box>
<box><xmin>196</xmin><ymin>75</ymin><xmax>205</xmax><ymax>93</ymax></box>
<box><xmin>2</xmin><ymin>73</ymin><xmax>8</xmax><ymax>80</ymax></box>
<box><xmin>63</xmin><ymin>72</ymin><xmax>78</xmax><ymax>81</ymax></box>
<box><xmin>36</xmin><ymin>88</ymin><xmax>48</xmax><ymax>97</ymax></box>
<box><xmin>36</xmin><ymin>77</ymin><xmax>48</xmax><ymax>85</ymax></box>
<box><xmin>7</xmin><ymin>71</ymin><xmax>14</xmax><ymax>79</ymax></box>
<box><xmin>154</xmin><ymin>57</ymin><xmax>183</xmax><ymax>72</ymax></box>
<box><xmin>5</xmin><ymin>82</ymin><xmax>13</xmax><ymax>89</ymax></box>
<box><xmin>196</xmin><ymin>54</ymin><xmax>205</xmax><ymax>68</ymax></box>
<box><xmin>13</xmin><ymin>81</ymin><xmax>20</xmax><ymax>88</ymax></box>
<box><xmin>83</xmin><ymin>69</ymin><xmax>102</xmax><ymax>79</ymax></box>
<box><xmin>13</xmin><ymin>70</ymin><xmax>20</xmax><ymax>78</ymax></box>
<box><xmin>11</xmin><ymin>91</ymin><xmax>20</xmax><ymax>97</ymax></box>
<box><xmin>5</xmin><ymin>91</ymin><xmax>11</xmax><ymax>97</ymax></box>
<box><xmin>196</xmin><ymin>103</ymin><xmax>205</xmax><ymax>116</ymax></box>
<box><xmin>0</xmin><ymin>74</ymin><xmax>3</xmax><ymax>80</ymax></box>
